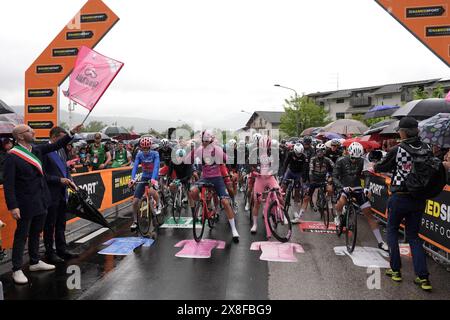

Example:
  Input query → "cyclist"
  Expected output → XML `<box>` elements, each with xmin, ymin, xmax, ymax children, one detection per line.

<box><xmin>326</xmin><ymin>139</ymin><xmax>343</xmax><ymax>164</ymax></box>
<box><xmin>168</xmin><ymin>148</ymin><xmax>194</xmax><ymax>211</ymax></box>
<box><xmin>250</xmin><ymin>137</ymin><xmax>284</xmax><ymax>233</ymax></box>
<box><xmin>333</xmin><ymin>142</ymin><xmax>388</xmax><ymax>251</ymax></box>
<box><xmin>188</xmin><ymin>130</ymin><xmax>240</xmax><ymax>243</ymax></box>
<box><xmin>301</xmin><ymin>143</ymin><xmax>334</xmax><ymax>218</ymax></box>
<box><xmin>224</xmin><ymin>139</ymin><xmax>239</xmax><ymax>204</ymax></box>
<box><xmin>244</xmin><ymin>133</ymin><xmax>262</xmax><ymax>211</ymax></box>
<box><xmin>158</xmin><ymin>138</ymin><xmax>173</xmax><ymax>167</ymax></box>
<box><xmin>282</xmin><ymin>143</ymin><xmax>308</xmax><ymax>223</ymax></box>
<box><xmin>128</xmin><ymin>137</ymin><xmax>161</xmax><ymax>232</ymax></box>
<box><xmin>278</xmin><ymin>139</ymin><xmax>288</xmax><ymax>179</ymax></box>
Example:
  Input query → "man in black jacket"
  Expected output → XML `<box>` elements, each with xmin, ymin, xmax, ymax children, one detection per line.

<box><xmin>374</xmin><ymin>117</ymin><xmax>432</xmax><ymax>291</ymax></box>
<box><xmin>4</xmin><ymin>123</ymin><xmax>82</xmax><ymax>284</ymax></box>
<box><xmin>43</xmin><ymin>127</ymin><xmax>78</xmax><ymax>264</ymax></box>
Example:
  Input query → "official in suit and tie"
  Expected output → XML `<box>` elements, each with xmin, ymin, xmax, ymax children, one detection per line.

<box><xmin>3</xmin><ymin>123</ymin><xmax>83</xmax><ymax>284</ymax></box>
<box><xmin>43</xmin><ymin>127</ymin><xmax>78</xmax><ymax>264</ymax></box>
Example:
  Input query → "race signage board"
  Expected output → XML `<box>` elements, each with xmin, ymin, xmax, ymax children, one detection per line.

<box><xmin>375</xmin><ymin>0</ymin><xmax>450</xmax><ymax>67</ymax></box>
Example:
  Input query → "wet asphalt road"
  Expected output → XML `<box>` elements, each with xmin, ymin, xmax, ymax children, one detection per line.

<box><xmin>1</xmin><ymin>192</ymin><xmax>449</xmax><ymax>300</ymax></box>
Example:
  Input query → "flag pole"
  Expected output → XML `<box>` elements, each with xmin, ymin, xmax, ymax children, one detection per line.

<box><xmin>81</xmin><ymin>110</ymin><xmax>93</xmax><ymax>126</ymax></box>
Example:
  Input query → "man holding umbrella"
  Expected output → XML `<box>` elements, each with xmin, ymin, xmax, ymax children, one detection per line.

<box><xmin>373</xmin><ymin>117</ymin><xmax>433</xmax><ymax>291</ymax></box>
<box><xmin>42</xmin><ymin>126</ymin><xmax>79</xmax><ymax>264</ymax></box>
<box><xmin>3</xmin><ymin>123</ymin><xmax>83</xmax><ymax>284</ymax></box>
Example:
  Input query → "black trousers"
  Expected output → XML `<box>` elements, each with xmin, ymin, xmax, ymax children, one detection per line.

<box><xmin>43</xmin><ymin>200</ymin><xmax>68</xmax><ymax>255</ymax></box>
<box><xmin>12</xmin><ymin>214</ymin><xmax>46</xmax><ymax>271</ymax></box>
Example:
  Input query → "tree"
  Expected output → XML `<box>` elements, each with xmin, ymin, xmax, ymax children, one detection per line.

<box><xmin>432</xmin><ymin>84</ymin><xmax>445</xmax><ymax>98</ymax></box>
<box><xmin>59</xmin><ymin>122</ymin><xmax>70</xmax><ymax>130</ymax></box>
<box><xmin>413</xmin><ymin>87</ymin><xmax>429</xmax><ymax>100</ymax></box>
<box><xmin>280</xmin><ymin>95</ymin><xmax>330</xmax><ymax>137</ymax></box>
<box><xmin>81</xmin><ymin>121</ymin><xmax>107</xmax><ymax>133</ymax></box>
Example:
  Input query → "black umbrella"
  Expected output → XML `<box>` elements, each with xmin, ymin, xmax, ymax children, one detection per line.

<box><xmin>391</xmin><ymin>98</ymin><xmax>450</xmax><ymax>120</ymax></box>
<box><xmin>67</xmin><ymin>189</ymin><xmax>112</xmax><ymax>230</ymax></box>
<box><xmin>0</xmin><ymin>100</ymin><xmax>14</xmax><ymax>114</ymax></box>
<box><xmin>363</xmin><ymin>119</ymin><xmax>397</xmax><ymax>135</ymax></box>
<box><xmin>379</xmin><ymin>120</ymin><xmax>400</xmax><ymax>135</ymax></box>
<box><xmin>101</xmin><ymin>126</ymin><xmax>130</xmax><ymax>137</ymax></box>
<box><xmin>363</xmin><ymin>105</ymin><xmax>399</xmax><ymax>119</ymax></box>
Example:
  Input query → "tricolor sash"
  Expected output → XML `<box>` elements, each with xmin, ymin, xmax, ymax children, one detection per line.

<box><xmin>9</xmin><ymin>145</ymin><xmax>43</xmax><ymax>175</ymax></box>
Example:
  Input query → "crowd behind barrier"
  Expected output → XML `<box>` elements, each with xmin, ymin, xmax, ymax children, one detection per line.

<box><xmin>1</xmin><ymin>129</ymin><xmax>450</xmax><ymax>260</ymax></box>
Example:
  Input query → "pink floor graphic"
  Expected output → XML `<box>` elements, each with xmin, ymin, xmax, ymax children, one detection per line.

<box><xmin>174</xmin><ymin>239</ymin><xmax>226</xmax><ymax>259</ymax></box>
<box><xmin>250</xmin><ymin>241</ymin><xmax>305</xmax><ymax>262</ymax></box>
<box><xmin>298</xmin><ymin>221</ymin><xmax>337</xmax><ymax>234</ymax></box>
<box><xmin>399</xmin><ymin>243</ymin><xmax>412</xmax><ymax>257</ymax></box>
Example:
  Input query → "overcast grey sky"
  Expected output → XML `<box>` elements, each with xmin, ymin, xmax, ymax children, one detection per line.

<box><xmin>0</xmin><ymin>0</ymin><xmax>449</xmax><ymax>129</ymax></box>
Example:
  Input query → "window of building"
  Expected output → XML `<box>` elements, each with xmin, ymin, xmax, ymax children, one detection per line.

<box><xmin>382</xmin><ymin>94</ymin><xmax>392</xmax><ymax>99</ymax></box>
<box><xmin>336</xmin><ymin>98</ymin><xmax>345</xmax><ymax>104</ymax></box>
<box><xmin>336</xmin><ymin>113</ymin><xmax>345</xmax><ymax>119</ymax></box>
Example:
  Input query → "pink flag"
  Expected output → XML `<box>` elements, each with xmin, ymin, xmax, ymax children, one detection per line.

<box><xmin>66</xmin><ymin>46</ymin><xmax>123</xmax><ymax>111</ymax></box>
<box><xmin>446</xmin><ymin>90</ymin><xmax>450</xmax><ymax>102</ymax></box>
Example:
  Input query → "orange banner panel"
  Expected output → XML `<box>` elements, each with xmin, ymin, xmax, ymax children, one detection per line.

<box><xmin>375</xmin><ymin>0</ymin><xmax>450</xmax><ymax>67</ymax></box>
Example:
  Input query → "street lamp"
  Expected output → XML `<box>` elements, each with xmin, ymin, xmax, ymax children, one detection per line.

<box><xmin>274</xmin><ymin>84</ymin><xmax>301</xmax><ymax>136</ymax></box>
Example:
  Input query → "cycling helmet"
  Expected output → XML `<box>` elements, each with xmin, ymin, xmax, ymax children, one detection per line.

<box><xmin>228</xmin><ymin>138</ymin><xmax>237</xmax><ymax>147</ymax></box>
<box><xmin>252</xmin><ymin>133</ymin><xmax>262</xmax><ymax>142</ymax></box>
<box><xmin>201</xmin><ymin>129</ymin><xmax>214</xmax><ymax>143</ymax></box>
<box><xmin>331</xmin><ymin>139</ymin><xmax>341</xmax><ymax>147</ymax></box>
<box><xmin>316</xmin><ymin>143</ymin><xmax>326</xmax><ymax>152</ymax></box>
<box><xmin>160</xmin><ymin>138</ymin><xmax>170</xmax><ymax>148</ymax></box>
<box><xmin>175</xmin><ymin>148</ymin><xmax>186</xmax><ymax>158</ymax></box>
<box><xmin>348</xmin><ymin>142</ymin><xmax>364</xmax><ymax>158</ymax></box>
<box><xmin>280</xmin><ymin>139</ymin><xmax>287</xmax><ymax>145</ymax></box>
<box><xmin>139</xmin><ymin>136</ymin><xmax>152</xmax><ymax>148</ymax></box>
<box><xmin>271</xmin><ymin>139</ymin><xmax>279</xmax><ymax>149</ymax></box>
<box><xmin>303</xmin><ymin>136</ymin><xmax>312</xmax><ymax>144</ymax></box>
<box><xmin>293</xmin><ymin>143</ymin><xmax>304</xmax><ymax>156</ymax></box>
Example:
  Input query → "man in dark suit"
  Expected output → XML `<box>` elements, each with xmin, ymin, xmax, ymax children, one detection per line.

<box><xmin>3</xmin><ymin>123</ymin><xmax>82</xmax><ymax>284</ymax></box>
<box><xmin>43</xmin><ymin>126</ymin><xmax>78</xmax><ymax>264</ymax></box>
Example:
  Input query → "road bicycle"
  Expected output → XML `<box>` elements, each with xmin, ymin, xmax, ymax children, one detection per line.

<box><xmin>283</xmin><ymin>178</ymin><xmax>304</xmax><ymax>219</ymax></box>
<box><xmin>315</xmin><ymin>182</ymin><xmax>336</xmax><ymax>229</ymax></box>
<box><xmin>192</xmin><ymin>182</ymin><xmax>220</xmax><ymax>242</ymax></box>
<box><xmin>170</xmin><ymin>179</ymin><xmax>189</xmax><ymax>223</ymax></box>
<box><xmin>133</xmin><ymin>181</ymin><xmax>165</xmax><ymax>238</ymax></box>
<box><xmin>336</xmin><ymin>187</ymin><xmax>364</xmax><ymax>253</ymax></box>
<box><xmin>255</xmin><ymin>174</ymin><xmax>292</xmax><ymax>243</ymax></box>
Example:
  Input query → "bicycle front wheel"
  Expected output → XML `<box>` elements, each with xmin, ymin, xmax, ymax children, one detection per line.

<box><xmin>172</xmin><ymin>187</ymin><xmax>183</xmax><ymax>224</ymax></box>
<box><xmin>345</xmin><ymin>205</ymin><xmax>358</xmax><ymax>253</ymax></box>
<box><xmin>268</xmin><ymin>200</ymin><xmax>292</xmax><ymax>243</ymax></box>
<box><xmin>192</xmin><ymin>202</ymin><xmax>206</xmax><ymax>242</ymax></box>
<box><xmin>137</xmin><ymin>197</ymin><xmax>152</xmax><ymax>236</ymax></box>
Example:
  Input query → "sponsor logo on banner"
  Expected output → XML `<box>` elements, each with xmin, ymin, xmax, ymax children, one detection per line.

<box><xmin>27</xmin><ymin>89</ymin><xmax>54</xmax><ymax>97</ymax></box>
<box><xmin>36</xmin><ymin>65</ymin><xmax>63</xmax><ymax>74</ymax></box>
<box><xmin>27</xmin><ymin>105</ymin><xmax>54</xmax><ymax>113</ymax></box>
<box><xmin>368</xmin><ymin>174</ymin><xmax>389</xmax><ymax>217</ymax></box>
<box><xmin>66</xmin><ymin>30</ymin><xmax>94</xmax><ymax>40</ymax></box>
<box><xmin>72</xmin><ymin>173</ymin><xmax>105</xmax><ymax>210</ymax></box>
<box><xmin>28</xmin><ymin>121</ymin><xmax>54</xmax><ymax>129</ymax></box>
<box><xmin>34</xmin><ymin>137</ymin><xmax>49</xmax><ymax>144</ymax></box>
<box><xmin>112</xmin><ymin>169</ymin><xmax>133</xmax><ymax>203</ymax></box>
<box><xmin>421</xmin><ymin>195</ymin><xmax>450</xmax><ymax>251</ymax></box>
<box><xmin>81</xmin><ymin>13</ymin><xmax>108</xmax><ymax>23</ymax></box>
<box><xmin>52</xmin><ymin>48</ymin><xmax>79</xmax><ymax>57</ymax></box>
<box><xmin>426</xmin><ymin>26</ymin><xmax>450</xmax><ymax>37</ymax></box>
<box><xmin>406</xmin><ymin>6</ymin><xmax>446</xmax><ymax>18</ymax></box>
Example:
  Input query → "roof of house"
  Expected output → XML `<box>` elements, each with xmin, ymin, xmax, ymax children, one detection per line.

<box><xmin>245</xmin><ymin>111</ymin><xmax>285</xmax><ymax>127</ymax></box>
<box><xmin>307</xmin><ymin>78</ymin><xmax>443</xmax><ymax>99</ymax></box>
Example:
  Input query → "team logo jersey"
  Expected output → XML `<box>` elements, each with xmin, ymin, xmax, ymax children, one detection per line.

<box><xmin>132</xmin><ymin>150</ymin><xmax>160</xmax><ymax>180</ymax></box>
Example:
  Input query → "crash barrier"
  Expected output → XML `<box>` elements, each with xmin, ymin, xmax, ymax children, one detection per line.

<box><xmin>367</xmin><ymin>173</ymin><xmax>450</xmax><ymax>264</ymax></box>
<box><xmin>0</xmin><ymin>166</ymin><xmax>138</xmax><ymax>250</ymax></box>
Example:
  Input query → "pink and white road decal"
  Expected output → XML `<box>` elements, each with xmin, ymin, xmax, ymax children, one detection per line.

<box><xmin>174</xmin><ymin>239</ymin><xmax>226</xmax><ymax>259</ymax></box>
<box><xmin>250</xmin><ymin>241</ymin><xmax>304</xmax><ymax>262</ymax></box>
<box><xmin>299</xmin><ymin>221</ymin><xmax>337</xmax><ymax>234</ymax></box>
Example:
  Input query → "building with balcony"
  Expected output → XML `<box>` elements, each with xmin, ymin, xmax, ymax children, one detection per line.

<box><xmin>307</xmin><ymin>78</ymin><xmax>448</xmax><ymax>120</ymax></box>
